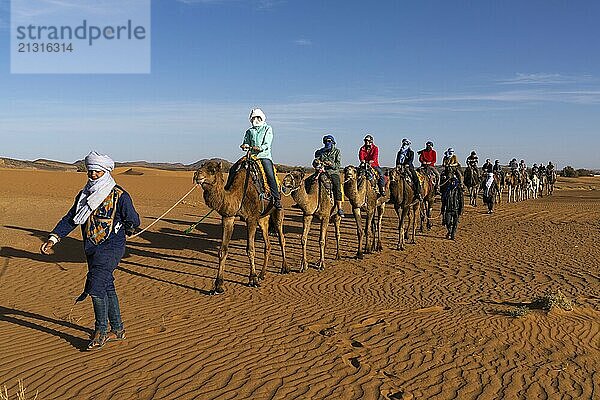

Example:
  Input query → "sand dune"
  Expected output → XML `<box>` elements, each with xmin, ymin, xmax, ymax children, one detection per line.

<box><xmin>0</xmin><ymin>169</ymin><xmax>598</xmax><ymax>399</ymax></box>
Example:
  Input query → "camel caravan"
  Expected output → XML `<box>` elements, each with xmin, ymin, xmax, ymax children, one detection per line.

<box><xmin>191</xmin><ymin>108</ymin><xmax>558</xmax><ymax>293</ymax></box>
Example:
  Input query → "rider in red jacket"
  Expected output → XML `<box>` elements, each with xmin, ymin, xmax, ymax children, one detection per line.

<box><xmin>359</xmin><ymin>134</ymin><xmax>385</xmax><ymax>196</ymax></box>
<box><xmin>417</xmin><ymin>141</ymin><xmax>441</xmax><ymax>195</ymax></box>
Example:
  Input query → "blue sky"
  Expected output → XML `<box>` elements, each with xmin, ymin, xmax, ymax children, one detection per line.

<box><xmin>1</xmin><ymin>0</ymin><xmax>599</xmax><ymax>168</ymax></box>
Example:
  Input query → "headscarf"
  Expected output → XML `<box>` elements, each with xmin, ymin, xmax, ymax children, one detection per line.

<box><xmin>249</xmin><ymin>108</ymin><xmax>266</xmax><ymax>127</ymax></box>
<box><xmin>444</xmin><ymin>148</ymin><xmax>454</xmax><ymax>157</ymax></box>
<box><xmin>322</xmin><ymin>134</ymin><xmax>335</xmax><ymax>151</ymax></box>
<box><xmin>73</xmin><ymin>151</ymin><xmax>117</xmax><ymax>225</ymax></box>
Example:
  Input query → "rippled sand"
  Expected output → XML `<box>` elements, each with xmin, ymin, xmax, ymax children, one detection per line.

<box><xmin>0</xmin><ymin>168</ymin><xmax>598</xmax><ymax>399</ymax></box>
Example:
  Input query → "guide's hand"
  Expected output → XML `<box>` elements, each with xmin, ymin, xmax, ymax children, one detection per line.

<box><xmin>40</xmin><ymin>240</ymin><xmax>54</xmax><ymax>255</ymax></box>
<box><xmin>251</xmin><ymin>146</ymin><xmax>261</xmax><ymax>152</ymax></box>
<box><xmin>241</xmin><ymin>144</ymin><xmax>250</xmax><ymax>151</ymax></box>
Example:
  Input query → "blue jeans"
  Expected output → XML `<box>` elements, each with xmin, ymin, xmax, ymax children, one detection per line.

<box><xmin>91</xmin><ymin>288</ymin><xmax>123</xmax><ymax>334</ymax></box>
<box><xmin>374</xmin><ymin>166</ymin><xmax>385</xmax><ymax>191</ymax></box>
<box><xmin>260</xmin><ymin>158</ymin><xmax>281</xmax><ymax>206</ymax></box>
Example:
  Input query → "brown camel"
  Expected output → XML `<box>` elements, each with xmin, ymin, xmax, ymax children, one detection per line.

<box><xmin>281</xmin><ymin>169</ymin><xmax>341</xmax><ymax>271</ymax></box>
<box><xmin>388</xmin><ymin>166</ymin><xmax>420</xmax><ymax>251</ymax></box>
<box><xmin>194</xmin><ymin>160</ymin><xmax>288</xmax><ymax>294</ymax></box>
<box><xmin>343</xmin><ymin>165</ymin><xmax>378</xmax><ymax>259</ymax></box>
<box><xmin>547</xmin><ymin>170</ymin><xmax>557</xmax><ymax>195</ymax></box>
<box><xmin>505</xmin><ymin>170</ymin><xmax>520</xmax><ymax>203</ymax></box>
<box><xmin>373</xmin><ymin>175</ymin><xmax>390</xmax><ymax>252</ymax></box>
<box><xmin>416</xmin><ymin>168</ymin><xmax>436</xmax><ymax>232</ymax></box>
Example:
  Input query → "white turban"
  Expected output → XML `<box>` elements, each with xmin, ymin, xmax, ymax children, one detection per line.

<box><xmin>85</xmin><ymin>151</ymin><xmax>115</xmax><ymax>172</ymax></box>
<box><xmin>249</xmin><ymin>108</ymin><xmax>266</xmax><ymax>126</ymax></box>
<box><xmin>73</xmin><ymin>151</ymin><xmax>116</xmax><ymax>225</ymax></box>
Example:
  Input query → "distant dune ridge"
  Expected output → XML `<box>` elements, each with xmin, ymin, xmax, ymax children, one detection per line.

<box><xmin>0</xmin><ymin>157</ymin><xmax>305</xmax><ymax>173</ymax></box>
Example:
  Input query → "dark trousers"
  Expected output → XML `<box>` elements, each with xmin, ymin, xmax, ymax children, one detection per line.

<box><xmin>374</xmin><ymin>166</ymin><xmax>385</xmax><ymax>191</ymax></box>
<box><xmin>327</xmin><ymin>172</ymin><xmax>343</xmax><ymax>201</ymax></box>
<box><xmin>260</xmin><ymin>158</ymin><xmax>281</xmax><ymax>205</ymax></box>
<box><xmin>409</xmin><ymin>165</ymin><xmax>421</xmax><ymax>194</ymax></box>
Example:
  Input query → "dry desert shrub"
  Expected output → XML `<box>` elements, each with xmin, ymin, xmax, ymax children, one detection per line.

<box><xmin>508</xmin><ymin>305</ymin><xmax>530</xmax><ymax>318</ymax></box>
<box><xmin>533</xmin><ymin>288</ymin><xmax>573</xmax><ymax>311</ymax></box>
<box><xmin>0</xmin><ymin>380</ymin><xmax>38</xmax><ymax>400</ymax></box>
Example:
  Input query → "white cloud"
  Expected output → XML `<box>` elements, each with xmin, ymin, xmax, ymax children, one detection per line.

<box><xmin>497</xmin><ymin>73</ymin><xmax>594</xmax><ymax>85</ymax></box>
<box><xmin>294</xmin><ymin>38</ymin><xmax>311</xmax><ymax>46</ymax></box>
<box><xmin>176</xmin><ymin>0</ymin><xmax>282</xmax><ymax>9</ymax></box>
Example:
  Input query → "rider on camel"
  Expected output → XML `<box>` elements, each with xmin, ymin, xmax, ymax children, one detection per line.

<box><xmin>395</xmin><ymin>138</ymin><xmax>422</xmax><ymax>201</ymax></box>
<box><xmin>442</xmin><ymin>147</ymin><xmax>463</xmax><ymax>186</ymax></box>
<box><xmin>509</xmin><ymin>158</ymin><xmax>519</xmax><ymax>172</ymax></box>
<box><xmin>315</xmin><ymin>134</ymin><xmax>344</xmax><ymax>217</ymax></box>
<box><xmin>240</xmin><ymin>108</ymin><xmax>282</xmax><ymax>209</ymax></box>
<box><xmin>359</xmin><ymin>134</ymin><xmax>386</xmax><ymax>196</ymax></box>
<box><xmin>418</xmin><ymin>140</ymin><xmax>441</xmax><ymax>195</ymax></box>
<box><xmin>493</xmin><ymin>160</ymin><xmax>502</xmax><ymax>173</ymax></box>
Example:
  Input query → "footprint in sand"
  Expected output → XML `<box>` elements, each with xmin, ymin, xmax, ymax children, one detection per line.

<box><xmin>145</xmin><ymin>326</ymin><xmax>167</xmax><ymax>334</ymax></box>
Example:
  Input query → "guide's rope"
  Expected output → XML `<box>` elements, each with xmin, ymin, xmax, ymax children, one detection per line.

<box><xmin>128</xmin><ymin>185</ymin><xmax>198</xmax><ymax>239</ymax></box>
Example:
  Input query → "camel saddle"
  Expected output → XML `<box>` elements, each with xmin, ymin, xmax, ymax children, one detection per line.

<box><xmin>226</xmin><ymin>155</ymin><xmax>275</xmax><ymax>202</ymax></box>
<box><xmin>307</xmin><ymin>171</ymin><xmax>334</xmax><ymax>202</ymax></box>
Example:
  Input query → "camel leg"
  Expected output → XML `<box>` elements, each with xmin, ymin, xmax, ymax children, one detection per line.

<box><xmin>410</xmin><ymin>203</ymin><xmax>419</xmax><ymax>244</ymax></box>
<box><xmin>364</xmin><ymin>211</ymin><xmax>373</xmax><ymax>254</ymax></box>
<box><xmin>258</xmin><ymin>217</ymin><xmax>272</xmax><ymax>281</ymax></box>
<box><xmin>300</xmin><ymin>214</ymin><xmax>313</xmax><ymax>272</ymax></box>
<box><xmin>376</xmin><ymin>205</ymin><xmax>384</xmax><ymax>251</ymax></box>
<box><xmin>397</xmin><ymin>207</ymin><xmax>405</xmax><ymax>251</ymax></box>
<box><xmin>246</xmin><ymin>219</ymin><xmax>260</xmax><ymax>287</ymax></box>
<box><xmin>317</xmin><ymin>216</ymin><xmax>329</xmax><ymax>271</ymax></box>
<box><xmin>214</xmin><ymin>216</ymin><xmax>235</xmax><ymax>294</ymax></box>
<box><xmin>274</xmin><ymin>209</ymin><xmax>289</xmax><ymax>274</ymax></box>
<box><xmin>353</xmin><ymin>208</ymin><xmax>364</xmax><ymax>259</ymax></box>
<box><xmin>333</xmin><ymin>214</ymin><xmax>341</xmax><ymax>260</ymax></box>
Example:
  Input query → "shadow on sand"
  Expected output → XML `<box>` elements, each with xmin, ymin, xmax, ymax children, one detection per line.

<box><xmin>0</xmin><ymin>305</ymin><xmax>91</xmax><ymax>352</ymax></box>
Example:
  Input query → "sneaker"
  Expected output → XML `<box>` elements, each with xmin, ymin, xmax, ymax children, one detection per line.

<box><xmin>106</xmin><ymin>329</ymin><xmax>126</xmax><ymax>342</ymax></box>
<box><xmin>337</xmin><ymin>209</ymin><xmax>345</xmax><ymax>218</ymax></box>
<box><xmin>87</xmin><ymin>331</ymin><xmax>108</xmax><ymax>350</ymax></box>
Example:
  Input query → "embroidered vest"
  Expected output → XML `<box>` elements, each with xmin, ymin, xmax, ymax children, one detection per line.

<box><xmin>85</xmin><ymin>186</ymin><xmax>124</xmax><ymax>245</ymax></box>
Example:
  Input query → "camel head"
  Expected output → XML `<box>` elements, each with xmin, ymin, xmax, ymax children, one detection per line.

<box><xmin>194</xmin><ymin>160</ymin><xmax>223</xmax><ymax>186</ymax></box>
<box><xmin>344</xmin><ymin>165</ymin><xmax>358</xmax><ymax>181</ymax></box>
<box><xmin>281</xmin><ymin>169</ymin><xmax>305</xmax><ymax>195</ymax></box>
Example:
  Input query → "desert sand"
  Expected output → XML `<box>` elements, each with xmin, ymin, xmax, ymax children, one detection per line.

<box><xmin>0</xmin><ymin>167</ymin><xmax>598</xmax><ymax>399</ymax></box>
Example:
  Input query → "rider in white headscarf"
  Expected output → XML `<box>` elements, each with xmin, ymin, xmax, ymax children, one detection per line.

<box><xmin>73</xmin><ymin>151</ymin><xmax>117</xmax><ymax>225</ymax></box>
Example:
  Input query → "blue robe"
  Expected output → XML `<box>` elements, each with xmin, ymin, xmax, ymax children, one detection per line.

<box><xmin>52</xmin><ymin>186</ymin><xmax>140</xmax><ymax>298</ymax></box>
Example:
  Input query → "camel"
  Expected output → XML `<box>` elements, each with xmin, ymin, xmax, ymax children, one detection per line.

<box><xmin>547</xmin><ymin>170</ymin><xmax>557</xmax><ymax>195</ymax></box>
<box><xmin>373</xmin><ymin>174</ymin><xmax>391</xmax><ymax>252</ymax></box>
<box><xmin>494</xmin><ymin>170</ymin><xmax>505</xmax><ymax>203</ymax></box>
<box><xmin>538</xmin><ymin>173</ymin><xmax>547</xmax><ymax>197</ymax></box>
<box><xmin>343</xmin><ymin>165</ymin><xmax>378</xmax><ymax>259</ymax></box>
<box><xmin>505</xmin><ymin>170</ymin><xmax>520</xmax><ymax>203</ymax></box>
<box><xmin>280</xmin><ymin>169</ymin><xmax>341</xmax><ymax>271</ymax></box>
<box><xmin>520</xmin><ymin>171</ymin><xmax>531</xmax><ymax>200</ymax></box>
<box><xmin>194</xmin><ymin>160</ymin><xmax>288</xmax><ymax>294</ymax></box>
<box><xmin>389</xmin><ymin>166</ymin><xmax>420</xmax><ymax>251</ymax></box>
<box><xmin>529</xmin><ymin>174</ymin><xmax>540</xmax><ymax>199</ymax></box>
<box><xmin>416</xmin><ymin>168</ymin><xmax>436</xmax><ymax>232</ymax></box>
<box><xmin>464</xmin><ymin>166</ymin><xmax>480</xmax><ymax>206</ymax></box>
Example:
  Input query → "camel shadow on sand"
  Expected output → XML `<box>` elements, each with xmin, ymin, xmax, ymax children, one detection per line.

<box><xmin>0</xmin><ymin>305</ymin><xmax>91</xmax><ymax>352</ymax></box>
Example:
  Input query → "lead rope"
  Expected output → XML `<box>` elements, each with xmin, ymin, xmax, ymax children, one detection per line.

<box><xmin>128</xmin><ymin>185</ymin><xmax>198</xmax><ymax>239</ymax></box>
